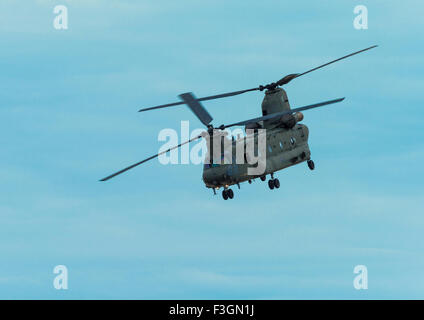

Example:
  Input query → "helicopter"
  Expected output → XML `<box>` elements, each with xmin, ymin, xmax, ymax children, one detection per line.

<box><xmin>100</xmin><ymin>45</ymin><xmax>377</xmax><ymax>200</ymax></box>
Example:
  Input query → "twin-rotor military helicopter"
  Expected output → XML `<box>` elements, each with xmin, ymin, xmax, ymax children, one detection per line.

<box><xmin>100</xmin><ymin>45</ymin><xmax>377</xmax><ymax>200</ymax></box>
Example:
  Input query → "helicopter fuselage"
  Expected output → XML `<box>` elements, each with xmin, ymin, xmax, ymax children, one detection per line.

<box><xmin>202</xmin><ymin>123</ymin><xmax>311</xmax><ymax>189</ymax></box>
<box><xmin>203</xmin><ymin>87</ymin><xmax>311</xmax><ymax>190</ymax></box>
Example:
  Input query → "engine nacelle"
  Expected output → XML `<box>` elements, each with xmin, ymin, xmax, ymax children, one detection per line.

<box><xmin>294</xmin><ymin>112</ymin><xmax>304</xmax><ymax>122</ymax></box>
<box><xmin>279</xmin><ymin>112</ymin><xmax>304</xmax><ymax>129</ymax></box>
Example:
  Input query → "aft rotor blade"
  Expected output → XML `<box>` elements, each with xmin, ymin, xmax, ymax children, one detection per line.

<box><xmin>178</xmin><ymin>92</ymin><xmax>213</xmax><ymax>126</ymax></box>
<box><xmin>277</xmin><ymin>45</ymin><xmax>378</xmax><ymax>86</ymax></box>
<box><xmin>138</xmin><ymin>88</ymin><xmax>258</xmax><ymax>112</ymax></box>
<box><xmin>99</xmin><ymin>135</ymin><xmax>203</xmax><ymax>181</ymax></box>
<box><xmin>223</xmin><ymin>98</ymin><xmax>345</xmax><ymax>129</ymax></box>
<box><xmin>138</xmin><ymin>45</ymin><xmax>377</xmax><ymax>112</ymax></box>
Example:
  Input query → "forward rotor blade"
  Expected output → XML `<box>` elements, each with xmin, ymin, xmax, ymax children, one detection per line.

<box><xmin>179</xmin><ymin>92</ymin><xmax>213</xmax><ymax>126</ymax></box>
<box><xmin>138</xmin><ymin>88</ymin><xmax>258</xmax><ymax>112</ymax></box>
<box><xmin>99</xmin><ymin>135</ymin><xmax>203</xmax><ymax>181</ymax></box>
<box><xmin>138</xmin><ymin>101</ymin><xmax>184</xmax><ymax>112</ymax></box>
<box><xmin>277</xmin><ymin>45</ymin><xmax>378</xmax><ymax>86</ymax></box>
<box><xmin>223</xmin><ymin>98</ymin><xmax>345</xmax><ymax>129</ymax></box>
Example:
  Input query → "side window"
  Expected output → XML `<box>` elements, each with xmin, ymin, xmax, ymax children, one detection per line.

<box><xmin>279</xmin><ymin>141</ymin><xmax>283</xmax><ymax>149</ymax></box>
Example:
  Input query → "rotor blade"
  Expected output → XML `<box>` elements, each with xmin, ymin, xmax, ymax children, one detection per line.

<box><xmin>223</xmin><ymin>98</ymin><xmax>345</xmax><ymax>129</ymax></box>
<box><xmin>277</xmin><ymin>45</ymin><xmax>378</xmax><ymax>86</ymax></box>
<box><xmin>179</xmin><ymin>92</ymin><xmax>213</xmax><ymax>126</ymax></box>
<box><xmin>138</xmin><ymin>101</ymin><xmax>185</xmax><ymax>112</ymax></box>
<box><xmin>99</xmin><ymin>135</ymin><xmax>203</xmax><ymax>181</ymax></box>
<box><xmin>138</xmin><ymin>46</ymin><xmax>377</xmax><ymax>112</ymax></box>
<box><xmin>138</xmin><ymin>88</ymin><xmax>258</xmax><ymax>113</ymax></box>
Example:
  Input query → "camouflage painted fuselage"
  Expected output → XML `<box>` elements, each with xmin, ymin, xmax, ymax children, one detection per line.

<box><xmin>202</xmin><ymin>87</ymin><xmax>311</xmax><ymax>189</ymax></box>
<box><xmin>202</xmin><ymin>124</ymin><xmax>311</xmax><ymax>188</ymax></box>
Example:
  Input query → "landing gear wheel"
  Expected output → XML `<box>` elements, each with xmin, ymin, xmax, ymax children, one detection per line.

<box><xmin>268</xmin><ymin>179</ymin><xmax>275</xmax><ymax>190</ymax></box>
<box><xmin>227</xmin><ymin>188</ymin><xmax>234</xmax><ymax>199</ymax></box>
<box><xmin>274</xmin><ymin>178</ymin><xmax>280</xmax><ymax>189</ymax></box>
<box><xmin>222</xmin><ymin>190</ymin><xmax>228</xmax><ymax>200</ymax></box>
<box><xmin>307</xmin><ymin>160</ymin><xmax>315</xmax><ymax>171</ymax></box>
<box><xmin>260</xmin><ymin>176</ymin><xmax>266</xmax><ymax>181</ymax></box>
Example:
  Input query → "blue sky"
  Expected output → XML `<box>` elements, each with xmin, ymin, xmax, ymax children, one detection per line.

<box><xmin>0</xmin><ymin>0</ymin><xmax>423</xmax><ymax>299</ymax></box>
